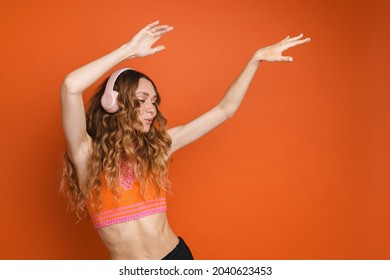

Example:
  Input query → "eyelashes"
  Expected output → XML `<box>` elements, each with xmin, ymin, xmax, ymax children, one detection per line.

<box><xmin>137</xmin><ymin>99</ymin><xmax>157</xmax><ymax>106</ymax></box>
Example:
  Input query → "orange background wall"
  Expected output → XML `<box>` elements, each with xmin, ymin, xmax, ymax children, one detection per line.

<box><xmin>0</xmin><ymin>0</ymin><xmax>389</xmax><ymax>259</ymax></box>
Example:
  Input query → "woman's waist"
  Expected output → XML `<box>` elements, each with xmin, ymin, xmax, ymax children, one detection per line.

<box><xmin>97</xmin><ymin>213</ymin><xmax>177</xmax><ymax>259</ymax></box>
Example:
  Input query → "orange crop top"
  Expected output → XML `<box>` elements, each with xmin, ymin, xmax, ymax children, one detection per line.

<box><xmin>86</xmin><ymin>159</ymin><xmax>167</xmax><ymax>229</ymax></box>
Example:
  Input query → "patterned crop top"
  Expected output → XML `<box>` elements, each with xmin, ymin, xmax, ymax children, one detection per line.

<box><xmin>86</xmin><ymin>159</ymin><xmax>167</xmax><ymax>229</ymax></box>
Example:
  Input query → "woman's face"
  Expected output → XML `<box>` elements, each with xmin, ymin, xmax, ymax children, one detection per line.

<box><xmin>135</xmin><ymin>78</ymin><xmax>158</xmax><ymax>132</ymax></box>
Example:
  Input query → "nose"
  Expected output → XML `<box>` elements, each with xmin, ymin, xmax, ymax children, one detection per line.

<box><xmin>145</xmin><ymin>101</ymin><xmax>156</xmax><ymax>114</ymax></box>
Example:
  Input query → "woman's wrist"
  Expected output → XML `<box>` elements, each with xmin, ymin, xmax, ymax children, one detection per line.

<box><xmin>252</xmin><ymin>48</ymin><xmax>267</xmax><ymax>63</ymax></box>
<box><xmin>120</xmin><ymin>43</ymin><xmax>137</xmax><ymax>60</ymax></box>
<box><xmin>248</xmin><ymin>53</ymin><xmax>262</xmax><ymax>68</ymax></box>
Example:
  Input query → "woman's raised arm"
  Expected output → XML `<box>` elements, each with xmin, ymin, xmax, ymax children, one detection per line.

<box><xmin>61</xmin><ymin>21</ymin><xmax>173</xmax><ymax>163</ymax></box>
<box><xmin>168</xmin><ymin>34</ymin><xmax>310</xmax><ymax>155</ymax></box>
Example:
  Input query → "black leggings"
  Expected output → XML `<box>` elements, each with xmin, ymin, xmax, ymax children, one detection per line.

<box><xmin>162</xmin><ymin>236</ymin><xmax>194</xmax><ymax>260</ymax></box>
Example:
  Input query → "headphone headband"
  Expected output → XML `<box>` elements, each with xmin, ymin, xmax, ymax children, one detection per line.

<box><xmin>101</xmin><ymin>68</ymin><xmax>133</xmax><ymax>113</ymax></box>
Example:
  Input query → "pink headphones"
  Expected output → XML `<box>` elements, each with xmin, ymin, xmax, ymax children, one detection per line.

<box><xmin>101</xmin><ymin>68</ymin><xmax>133</xmax><ymax>113</ymax></box>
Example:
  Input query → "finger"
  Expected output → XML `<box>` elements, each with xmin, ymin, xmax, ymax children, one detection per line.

<box><xmin>280</xmin><ymin>56</ymin><xmax>293</xmax><ymax>62</ymax></box>
<box><xmin>285</xmin><ymin>33</ymin><xmax>304</xmax><ymax>43</ymax></box>
<box><xmin>285</xmin><ymin>37</ymin><xmax>310</xmax><ymax>49</ymax></box>
<box><xmin>153</xmin><ymin>45</ymin><xmax>166</xmax><ymax>53</ymax></box>
<box><xmin>153</xmin><ymin>26</ymin><xmax>174</xmax><ymax>37</ymax></box>
<box><xmin>145</xmin><ymin>20</ymin><xmax>160</xmax><ymax>31</ymax></box>
<box><xmin>281</xmin><ymin>35</ymin><xmax>290</xmax><ymax>42</ymax></box>
<box><xmin>150</xmin><ymin>25</ymin><xmax>171</xmax><ymax>33</ymax></box>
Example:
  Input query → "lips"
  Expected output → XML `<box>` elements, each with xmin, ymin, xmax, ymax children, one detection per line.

<box><xmin>144</xmin><ymin>118</ymin><xmax>153</xmax><ymax>125</ymax></box>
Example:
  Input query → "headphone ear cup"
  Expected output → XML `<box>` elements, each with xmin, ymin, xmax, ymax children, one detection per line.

<box><xmin>101</xmin><ymin>68</ymin><xmax>132</xmax><ymax>113</ymax></box>
<box><xmin>101</xmin><ymin>90</ymin><xmax>119</xmax><ymax>113</ymax></box>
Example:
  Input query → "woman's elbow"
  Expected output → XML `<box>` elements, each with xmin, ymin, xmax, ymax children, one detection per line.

<box><xmin>217</xmin><ymin>104</ymin><xmax>236</xmax><ymax>120</ymax></box>
<box><xmin>61</xmin><ymin>75</ymin><xmax>80</xmax><ymax>96</ymax></box>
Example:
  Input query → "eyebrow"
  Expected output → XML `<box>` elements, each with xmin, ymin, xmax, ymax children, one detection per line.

<box><xmin>136</xmin><ymin>92</ymin><xmax>157</xmax><ymax>99</ymax></box>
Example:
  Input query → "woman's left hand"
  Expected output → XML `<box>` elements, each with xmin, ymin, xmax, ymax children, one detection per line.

<box><xmin>254</xmin><ymin>34</ymin><xmax>310</xmax><ymax>62</ymax></box>
<box><xmin>126</xmin><ymin>20</ymin><xmax>174</xmax><ymax>58</ymax></box>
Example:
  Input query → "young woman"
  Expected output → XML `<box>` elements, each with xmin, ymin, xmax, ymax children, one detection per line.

<box><xmin>60</xmin><ymin>20</ymin><xmax>310</xmax><ymax>260</ymax></box>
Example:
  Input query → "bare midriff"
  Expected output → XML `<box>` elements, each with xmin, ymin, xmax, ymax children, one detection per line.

<box><xmin>96</xmin><ymin>212</ymin><xmax>178</xmax><ymax>260</ymax></box>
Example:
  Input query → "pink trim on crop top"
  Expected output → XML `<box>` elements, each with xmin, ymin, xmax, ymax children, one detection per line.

<box><xmin>86</xmin><ymin>159</ymin><xmax>167</xmax><ymax>229</ymax></box>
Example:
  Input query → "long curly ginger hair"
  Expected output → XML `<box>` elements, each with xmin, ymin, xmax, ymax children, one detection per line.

<box><xmin>61</xmin><ymin>69</ymin><xmax>172</xmax><ymax>219</ymax></box>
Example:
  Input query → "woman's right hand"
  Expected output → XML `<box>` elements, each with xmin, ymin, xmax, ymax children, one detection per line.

<box><xmin>126</xmin><ymin>20</ymin><xmax>174</xmax><ymax>58</ymax></box>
